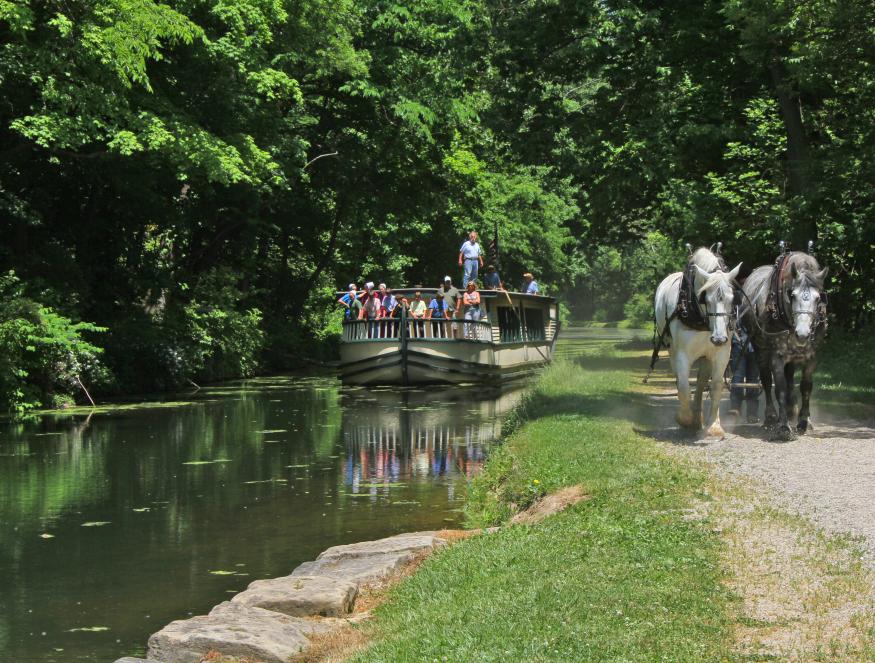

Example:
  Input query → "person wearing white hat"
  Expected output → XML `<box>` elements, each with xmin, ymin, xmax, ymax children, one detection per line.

<box><xmin>438</xmin><ymin>276</ymin><xmax>461</xmax><ymax>338</ymax></box>
<box><xmin>337</xmin><ymin>285</ymin><xmax>361</xmax><ymax>322</ymax></box>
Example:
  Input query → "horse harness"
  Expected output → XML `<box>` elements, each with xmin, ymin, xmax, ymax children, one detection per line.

<box><xmin>765</xmin><ymin>251</ymin><xmax>828</xmax><ymax>332</ymax></box>
<box><xmin>675</xmin><ymin>263</ymin><xmax>710</xmax><ymax>332</ymax></box>
<box><xmin>644</xmin><ymin>259</ymin><xmax>733</xmax><ymax>383</ymax></box>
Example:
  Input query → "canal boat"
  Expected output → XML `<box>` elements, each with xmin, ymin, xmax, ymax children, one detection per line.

<box><xmin>339</xmin><ymin>288</ymin><xmax>560</xmax><ymax>385</ymax></box>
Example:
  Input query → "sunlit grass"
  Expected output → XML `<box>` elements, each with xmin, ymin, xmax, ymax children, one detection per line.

<box><xmin>349</xmin><ymin>337</ymin><xmax>736</xmax><ymax>662</ymax></box>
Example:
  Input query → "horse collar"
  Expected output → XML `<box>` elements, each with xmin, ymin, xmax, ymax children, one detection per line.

<box><xmin>676</xmin><ymin>262</ymin><xmax>710</xmax><ymax>332</ymax></box>
<box><xmin>768</xmin><ymin>252</ymin><xmax>794</xmax><ymax>329</ymax></box>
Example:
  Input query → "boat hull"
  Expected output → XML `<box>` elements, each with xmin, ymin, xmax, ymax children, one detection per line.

<box><xmin>339</xmin><ymin>339</ymin><xmax>553</xmax><ymax>385</ymax></box>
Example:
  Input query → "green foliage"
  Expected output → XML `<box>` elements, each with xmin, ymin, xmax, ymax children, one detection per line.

<box><xmin>624</xmin><ymin>232</ymin><xmax>688</xmax><ymax>326</ymax></box>
<box><xmin>164</xmin><ymin>269</ymin><xmax>265</xmax><ymax>384</ymax></box>
<box><xmin>1</xmin><ymin>0</ymin><xmax>873</xmax><ymax>399</ymax></box>
<box><xmin>0</xmin><ymin>272</ymin><xmax>107</xmax><ymax>413</ymax></box>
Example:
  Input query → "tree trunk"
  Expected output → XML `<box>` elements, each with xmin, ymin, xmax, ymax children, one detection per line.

<box><xmin>303</xmin><ymin>196</ymin><xmax>346</xmax><ymax>295</ymax></box>
<box><xmin>768</xmin><ymin>60</ymin><xmax>816</xmax><ymax>244</ymax></box>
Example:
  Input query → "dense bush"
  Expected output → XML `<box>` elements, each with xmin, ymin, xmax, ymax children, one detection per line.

<box><xmin>569</xmin><ymin>232</ymin><xmax>686</xmax><ymax>325</ymax></box>
<box><xmin>172</xmin><ymin>268</ymin><xmax>266</xmax><ymax>382</ymax></box>
<box><xmin>104</xmin><ymin>269</ymin><xmax>266</xmax><ymax>392</ymax></box>
<box><xmin>623</xmin><ymin>232</ymin><xmax>688</xmax><ymax>327</ymax></box>
<box><xmin>0</xmin><ymin>272</ymin><xmax>107</xmax><ymax>413</ymax></box>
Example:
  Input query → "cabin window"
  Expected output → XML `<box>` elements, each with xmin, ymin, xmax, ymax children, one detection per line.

<box><xmin>497</xmin><ymin>307</ymin><xmax>523</xmax><ymax>342</ymax></box>
<box><xmin>523</xmin><ymin>308</ymin><xmax>545</xmax><ymax>341</ymax></box>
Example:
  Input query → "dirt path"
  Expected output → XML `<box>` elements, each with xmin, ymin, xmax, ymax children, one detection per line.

<box><xmin>683</xmin><ymin>416</ymin><xmax>875</xmax><ymax>563</ymax></box>
<box><xmin>639</xmin><ymin>365</ymin><xmax>875</xmax><ymax>563</ymax></box>
<box><xmin>641</xmin><ymin>376</ymin><xmax>875</xmax><ymax>660</ymax></box>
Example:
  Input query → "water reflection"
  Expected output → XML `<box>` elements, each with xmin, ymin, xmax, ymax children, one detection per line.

<box><xmin>0</xmin><ymin>375</ymin><xmax>521</xmax><ymax>663</ymax></box>
<box><xmin>341</xmin><ymin>387</ymin><xmax>523</xmax><ymax>498</ymax></box>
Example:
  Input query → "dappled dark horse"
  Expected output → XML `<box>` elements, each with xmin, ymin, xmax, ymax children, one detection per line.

<box><xmin>742</xmin><ymin>249</ymin><xmax>829</xmax><ymax>441</ymax></box>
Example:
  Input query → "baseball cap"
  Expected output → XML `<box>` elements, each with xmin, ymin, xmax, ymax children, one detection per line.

<box><xmin>444</xmin><ymin>275</ymin><xmax>451</xmax><ymax>282</ymax></box>
<box><xmin>348</xmin><ymin>283</ymin><xmax>356</xmax><ymax>290</ymax></box>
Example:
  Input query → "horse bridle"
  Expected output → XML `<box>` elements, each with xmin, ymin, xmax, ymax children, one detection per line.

<box><xmin>788</xmin><ymin>282</ymin><xmax>827</xmax><ymax>329</ymax></box>
<box><xmin>698</xmin><ymin>283</ymin><xmax>736</xmax><ymax>333</ymax></box>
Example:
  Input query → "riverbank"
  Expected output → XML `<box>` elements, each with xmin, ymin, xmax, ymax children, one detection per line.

<box><xmin>340</xmin><ymin>336</ymin><xmax>736</xmax><ymax>660</ymax></box>
<box><xmin>337</xmin><ymin>332</ymin><xmax>875</xmax><ymax>661</ymax></box>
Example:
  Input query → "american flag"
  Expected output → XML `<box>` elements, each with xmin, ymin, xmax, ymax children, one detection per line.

<box><xmin>489</xmin><ymin>223</ymin><xmax>499</xmax><ymax>264</ymax></box>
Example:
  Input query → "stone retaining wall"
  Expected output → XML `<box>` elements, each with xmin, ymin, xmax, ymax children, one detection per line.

<box><xmin>116</xmin><ymin>531</ymin><xmax>447</xmax><ymax>663</ymax></box>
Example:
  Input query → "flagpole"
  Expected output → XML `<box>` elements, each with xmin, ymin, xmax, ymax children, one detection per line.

<box><xmin>493</xmin><ymin>220</ymin><xmax>500</xmax><ymax>271</ymax></box>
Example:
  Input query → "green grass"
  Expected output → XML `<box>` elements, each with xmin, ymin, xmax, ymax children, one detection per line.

<box><xmin>816</xmin><ymin>329</ymin><xmax>875</xmax><ymax>409</ymax></box>
<box><xmin>575</xmin><ymin>319</ymin><xmax>642</xmax><ymax>329</ymax></box>
<box><xmin>350</xmin><ymin>341</ymin><xmax>736</xmax><ymax>662</ymax></box>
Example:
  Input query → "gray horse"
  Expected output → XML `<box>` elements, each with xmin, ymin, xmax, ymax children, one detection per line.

<box><xmin>742</xmin><ymin>252</ymin><xmax>828</xmax><ymax>441</ymax></box>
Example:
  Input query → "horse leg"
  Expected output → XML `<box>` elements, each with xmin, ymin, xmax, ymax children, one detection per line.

<box><xmin>705</xmin><ymin>352</ymin><xmax>728</xmax><ymax>439</ymax></box>
<box><xmin>770</xmin><ymin>354</ymin><xmax>796</xmax><ymax>441</ymax></box>
<box><xmin>674</xmin><ymin>352</ymin><xmax>695</xmax><ymax>429</ymax></box>
<box><xmin>797</xmin><ymin>360</ymin><xmax>817</xmax><ymax>434</ymax></box>
<box><xmin>784</xmin><ymin>362</ymin><xmax>798</xmax><ymax>422</ymax></box>
<box><xmin>692</xmin><ymin>359</ymin><xmax>708</xmax><ymax>430</ymax></box>
<box><xmin>759</xmin><ymin>353</ymin><xmax>778</xmax><ymax>429</ymax></box>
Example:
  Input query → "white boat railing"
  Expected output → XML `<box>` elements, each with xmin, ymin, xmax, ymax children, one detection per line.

<box><xmin>342</xmin><ymin>318</ymin><xmax>492</xmax><ymax>342</ymax></box>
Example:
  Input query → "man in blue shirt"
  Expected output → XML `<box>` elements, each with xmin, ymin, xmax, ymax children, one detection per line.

<box><xmin>483</xmin><ymin>265</ymin><xmax>502</xmax><ymax>289</ymax></box>
<box><xmin>428</xmin><ymin>283</ymin><xmax>450</xmax><ymax>337</ymax></box>
<box><xmin>381</xmin><ymin>287</ymin><xmax>399</xmax><ymax>336</ymax></box>
<box><xmin>522</xmin><ymin>272</ymin><xmax>539</xmax><ymax>294</ymax></box>
<box><xmin>458</xmin><ymin>231</ymin><xmax>484</xmax><ymax>287</ymax></box>
<box><xmin>337</xmin><ymin>284</ymin><xmax>361</xmax><ymax>320</ymax></box>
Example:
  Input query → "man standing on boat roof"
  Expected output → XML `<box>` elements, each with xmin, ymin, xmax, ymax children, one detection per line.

<box><xmin>459</xmin><ymin>231</ymin><xmax>484</xmax><ymax>287</ymax></box>
<box><xmin>522</xmin><ymin>272</ymin><xmax>539</xmax><ymax>294</ymax></box>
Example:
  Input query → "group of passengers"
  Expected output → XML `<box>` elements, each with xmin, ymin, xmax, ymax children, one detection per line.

<box><xmin>337</xmin><ymin>231</ymin><xmax>540</xmax><ymax>339</ymax></box>
<box><xmin>338</xmin><ymin>277</ymin><xmax>477</xmax><ymax>339</ymax></box>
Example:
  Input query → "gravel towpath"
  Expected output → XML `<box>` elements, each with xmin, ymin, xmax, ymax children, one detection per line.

<box><xmin>649</xmin><ymin>390</ymin><xmax>875</xmax><ymax>563</ymax></box>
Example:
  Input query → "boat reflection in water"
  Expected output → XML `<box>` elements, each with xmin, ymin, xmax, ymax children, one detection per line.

<box><xmin>340</xmin><ymin>384</ymin><xmax>525</xmax><ymax>497</ymax></box>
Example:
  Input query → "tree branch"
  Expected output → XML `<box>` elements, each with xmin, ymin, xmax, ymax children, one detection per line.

<box><xmin>304</xmin><ymin>151</ymin><xmax>339</xmax><ymax>169</ymax></box>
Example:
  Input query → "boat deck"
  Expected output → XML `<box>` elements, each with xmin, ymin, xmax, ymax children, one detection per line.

<box><xmin>338</xmin><ymin>290</ymin><xmax>559</xmax><ymax>385</ymax></box>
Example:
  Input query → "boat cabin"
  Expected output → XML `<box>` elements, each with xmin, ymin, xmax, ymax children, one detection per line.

<box><xmin>338</xmin><ymin>288</ymin><xmax>559</xmax><ymax>385</ymax></box>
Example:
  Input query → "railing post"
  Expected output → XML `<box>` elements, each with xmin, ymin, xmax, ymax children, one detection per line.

<box><xmin>400</xmin><ymin>306</ymin><xmax>409</xmax><ymax>385</ymax></box>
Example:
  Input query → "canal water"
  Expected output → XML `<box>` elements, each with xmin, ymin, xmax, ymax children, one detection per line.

<box><xmin>0</xmin><ymin>374</ymin><xmax>523</xmax><ymax>662</ymax></box>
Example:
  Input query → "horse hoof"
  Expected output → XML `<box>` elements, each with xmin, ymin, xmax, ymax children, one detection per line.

<box><xmin>762</xmin><ymin>415</ymin><xmax>778</xmax><ymax>430</ymax></box>
<box><xmin>770</xmin><ymin>426</ymin><xmax>796</xmax><ymax>442</ymax></box>
<box><xmin>706</xmin><ymin>424</ymin><xmax>725</xmax><ymax>439</ymax></box>
<box><xmin>676</xmin><ymin>413</ymin><xmax>694</xmax><ymax>429</ymax></box>
<box><xmin>796</xmin><ymin>420</ymin><xmax>810</xmax><ymax>434</ymax></box>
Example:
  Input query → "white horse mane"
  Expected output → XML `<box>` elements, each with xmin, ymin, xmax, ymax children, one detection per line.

<box><xmin>691</xmin><ymin>247</ymin><xmax>721</xmax><ymax>272</ymax></box>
